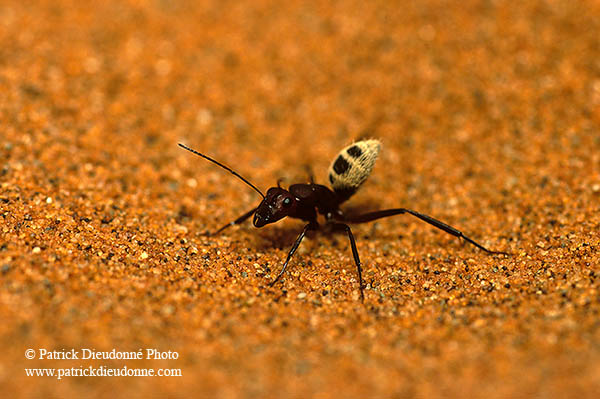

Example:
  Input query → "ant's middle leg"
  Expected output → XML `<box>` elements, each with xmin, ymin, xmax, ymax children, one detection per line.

<box><xmin>344</xmin><ymin>208</ymin><xmax>508</xmax><ymax>255</ymax></box>
<box><xmin>303</xmin><ymin>164</ymin><xmax>316</xmax><ymax>184</ymax></box>
<box><xmin>330</xmin><ymin>222</ymin><xmax>365</xmax><ymax>302</ymax></box>
<box><xmin>209</xmin><ymin>207</ymin><xmax>258</xmax><ymax>236</ymax></box>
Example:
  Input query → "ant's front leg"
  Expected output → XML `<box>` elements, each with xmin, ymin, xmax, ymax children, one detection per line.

<box><xmin>207</xmin><ymin>207</ymin><xmax>257</xmax><ymax>236</ymax></box>
<box><xmin>270</xmin><ymin>221</ymin><xmax>318</xmax><ymax>287</ymax></box>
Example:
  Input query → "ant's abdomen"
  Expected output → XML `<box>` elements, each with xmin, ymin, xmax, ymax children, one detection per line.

<box><xmin>327</xmin><ymin>139</ymin><xmax>381</xmax><ymax>202</ymax></box>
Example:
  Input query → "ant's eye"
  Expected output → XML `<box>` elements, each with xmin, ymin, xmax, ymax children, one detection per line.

<box><xmin>283</xmin><ymin>197</ymin><xmax>292</xmax><ymax>207</ymax></box>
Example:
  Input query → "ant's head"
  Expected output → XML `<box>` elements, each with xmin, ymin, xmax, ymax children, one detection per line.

<box><xmin>178</xmin><ymin>144</ymin><xmax>297</xmax><ymax>228</ymax></box>
<box><xmin>253</xmin><ymin>187</ymin><xmax>297</xmax><ymax>227</ymax></box>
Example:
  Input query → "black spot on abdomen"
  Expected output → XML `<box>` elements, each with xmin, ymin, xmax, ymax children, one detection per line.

<box><xmin>346</xmin><ymin>145</ymin><xmax>362</xmax><ymax>158</ymax></box>
<box><xmin>333</xmin><ymin>155</ymin><xmax>350</xmax><ymax>175</ymax></box>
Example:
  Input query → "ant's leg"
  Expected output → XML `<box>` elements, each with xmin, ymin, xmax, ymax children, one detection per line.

<box><xmin>304</xmin><ymin>164</ymin><xmax>316</xmax><ymax>184</ymax></box>
<box><xmin>210</xmin><ymin>207</ymin><xmax>257</xmax><ymax>236</ymax></box>
<box><xmin>270</xmin><ymin>222</ymin><xmax>313</xmax><ymax>287</ymax></box>
<box><xmin>331</xmin><ymin>223</ymin><xmax>365</xmax><ymax>302</ymax></box>
<box><xmin>345</xmin><ymin>208</ymin><xmax>508</xmax><ymax>255</ymax></box>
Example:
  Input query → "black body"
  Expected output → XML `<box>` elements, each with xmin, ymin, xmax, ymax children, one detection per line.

<box><xmin>179</xmin><ymin>143</ymin><xmax>507</xmax><ymax>302</ymax></box>
<box><xmin>253</xmin><ymin>184</ymin><xmax>340</xmax><ymax>227</ymax></box>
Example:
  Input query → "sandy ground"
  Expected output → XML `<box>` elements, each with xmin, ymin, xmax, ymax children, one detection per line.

<box><xmin>1</xmin><ymin>0</ymin><xmax>599</xmax><ymax>397</ymax></box>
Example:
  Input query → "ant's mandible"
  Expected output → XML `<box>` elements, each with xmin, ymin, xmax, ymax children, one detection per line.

<box><xmin>179</xmin><ymin>140</ymin><xmax>508</xmax><ymax>301</ymax></box>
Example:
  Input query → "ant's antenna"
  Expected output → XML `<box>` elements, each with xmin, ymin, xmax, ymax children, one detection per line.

<box><xmin>178</xmin><ymin>143</ymin><xmax>266</xmax><ymax>199</ymax></box>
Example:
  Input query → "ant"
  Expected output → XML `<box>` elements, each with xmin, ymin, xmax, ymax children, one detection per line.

<box><xmin>179</xmin><ymin>140</ymin><xmax>507</xmax><ymax>301</ymax></box>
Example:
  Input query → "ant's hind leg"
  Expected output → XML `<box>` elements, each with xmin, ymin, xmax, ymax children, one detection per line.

<box><xmin>345</xmin><ymin>208</ymin><xmax>508</xmax><ymax>255</ymax></box>
<box><xmin>331</xmin><ymin>223</ymin><xmax>365</xmax><ymax>302</ymax></box>
<box><xmin>209</xmin><ymin>207</ymin><xmax>257</xmax><ymax>236</ymax></box>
